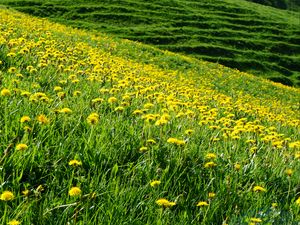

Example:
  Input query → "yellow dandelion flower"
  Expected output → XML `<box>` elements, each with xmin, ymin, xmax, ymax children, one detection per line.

<box><xmin>253</xmin><ymin>185</ymin><xmax>267</xmax><ymax>192</ymax></box>
<box><xmin>69</xmin><ymin>187</ymin><xmax>82</xmax><ymax>197</ymax></box>
<box><xmin>146</xmin><ymin>139</ymin><xmax>156</xmax><ymax>144</ymax></box>
<box><xmin>156</xmin><ymin>198</ymin><xmax>176</xmax><ymax>207</ymax></box>
<box><xmin>0</xmin><ymin>191</ymin><xmax>14</xmax><ymax>201</ymax></box>
<box><xmin>108</xmin><ymin>97</ymin><xmax>118</xmax><ymax>103</ymax></box>
<box><xmin>285</xmin><ymin>169</ymin><xmax>293</xmax><ymax>176</ymax></box>
<box><xmin>167</xmin><ymin>138</ymin><xmax>185</xmax><ymax>146</ymax></box>
<box><xmin>69</xmin><ymin>159</ymin><xmax>82</xmax><ymax>166</ymax></box>
<box><xmin>22</xmin><ymin>189</ymin><xmax>29</xmax><ymax>197</ymax></box>
<box><xmin>295</xmin><ymin>197</ymin><xmax>300</xmax><ymax>206</ymax></box>
<box><xmin>37</xmin><ymin>114</ymin><xmax>50</xmax><ymax>124</ymax></box>
<box><xmin>196</xmin><ymin>201</ymin><xmax>209</xmax><ymax>207</ymax></box>
<box><xmin>20</xmin><ymin>116</ymin><xmax>31</xmax><ymax>123</ymax></box>
<box><xmin>208</xmin><ymin>192</ymin><xmax>216</xmax><ymax>198</ymax></box>
<box><xmin>73</xmin><ymin>91</ymin><xmax>81</xmax><ymax>96</ymax></box>
<box><xmin>250</xmin><ymin>218</ymin><xmax>262</xmax><ymax>223</ymax></box>
<box><xmin>150</xmin><ymin>180</ymin><xmax>161</xmax><ymax>187</ymax></box>
<box><xmin>1</xmin><ymin>88</ymin><xmax>11</xmax><ymax>96</ymax></box>
<box><xmin>115</xmin><ymin>106</ymin><xmax>124</xmax><ymax>112</ymax></box>
<box><xmin>132</xmin><ymin>109</ymin><xmax>144</xmax><ymax>115</ymax></box>
<box><xmin>204</xmin><ymin>161</ymin><xmax>217</xmax><ymax>168</ymax></box>
<box><xmin>58</xmin><ymin>108</ymin><xmax>72</xmax><ymax>114</ymax></box>
<box><xmin>139</xmin><ymin>146</ymin><xmax>148</xmax><ymax>153</ymax></box>
<box><xmin>15</xmin><ymin>143</ymin><xmax>28</xmax><ymax>151</ymax></box>
<box><xmin>87</xmin><ymin>113</ymin><xmax>99</xmax><ymax>125</ymax></box>
<box><xmin>184</xmin><ymin>129</ymin><xmax>194</xmax><ymax>135</ymax></box>
<box><xmin>271</xmin><ymin>202</ymin><xmax>278</xmax><ymax>208</ymax></box>
<box><xmin>53</xmin><ymin>86</ymin><xmax>62</xmax><ymax>92</ymax></box>
<box><xmin>205</xmin><ymin>153</ymin><xmax>217</xmax><ymax>160</ymax></box>
<box><xmin>234</xmin><ymin>163</ymin><xmax>241</xmax><ymax>171</ymax></box>
<box><xmin>8</xmin><ymin>219</ymin><xmax>21</xmax><ymax>225</ymax></box>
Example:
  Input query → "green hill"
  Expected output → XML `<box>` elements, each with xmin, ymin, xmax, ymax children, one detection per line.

<box><xmin>2</xmin><ymin>0</ymin><xmax>300</xmax><ymax>87</ymax></box>
<box><xmin>0</xmin><ymin>7</ymin><xmax>300</xmax><ymax>224</ymax></box>
<box><xmin>246</xmin><ymin>0</ymin><xmax>300</xmax><ymax>11</ymax></box>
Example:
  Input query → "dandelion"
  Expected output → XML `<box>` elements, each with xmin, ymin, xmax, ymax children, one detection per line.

<box><xmin>285</xmin><ymin>169</ymin><xmax>293</xmax><ymax>176</ymax></box>
<box><xmin>146</xmin><ymin>139</ymin><xmax>156</xmax><ymax>144</ymax></box>
<box><xmin>132</xmin><ymin>109</ymin><xmax>144</xmax><ymax>115</ymax></box>
<box><xmin>167</xmin><ymin>138</ymin><xmax>185</xmax><ymax>146</ymax></box>
<box><xmin>108</xmin><ymin>97</ymin><xmax>117</xmax><ymax>103</ymax></box>
<box><xmin>8</xmin><ymin>219</ymin><xmax>21</xmax><ymax>225</ymax></box>
<box><xmin>295</xmin><ymin>197</ymin><xmax>300</xmax><ymax>206</ymax></box>
<box><xmin>58</xmin><ymin>108</ymin><xmax>72</xmax><ymax>114</ymax></box>
<box><xmin>253</xmin><ymin>185</ymin><xmax>267</xmax><ymax>192</ymax></box>
<box><xmin>87</xmin><ymin>113</ymin><xmax>99</xmax><ymax>125</ymax></box>
<box><xmin>271</xmin><ymin>202</ymin><xmax>278</xmax><ymax>208</ymax></box>
<box><xmin>37</xmin><ymin>114</ymin><xmax>50</xmax><ymax>124</ymax></box>
<box><xmin>69</xmin><ymin>187</ymin><xmax>82</xmax><ymax>197</ymax></box>
<box><xmin>156</xmin><ymin>198</ymin><xmax>176</xmax><ymax>207</ymax></box>
<box><xmin>196</xmin><ymin>201</ymin><xmax>209</xmax><ymax>207</ymax></box>
<box><xmin>139</xmin><ymin>146</ymin><xmax>148</xmax><ymax>153</ymax></box>
<box><xmin>1</xmin><ymin>88</ymin><xmax>11</xmax><ymax>96</ymax></box>
<box><xmin>250</xmin><ymin>218</ymin><xmax>262</xmax><ymax>223</ymax></box>
<box><xmin>22</xmin><ymin>189</ymin><xmax>29</xmax><ymax>197</ymax></box>
<box><xmin>208</xmin><ymin>192</ymin><xmax>216</xmax><ymax>198</ymax></box>
<box><xmin>20</xmin><ymin>116</ymin><xmax>31</xmax><ymax>123</ymax></box>
<box><xmin>150</xmin><ymin>180</ymin><xmax>161</xmax><ymax>187</ymax></box>
<box><xmin>115</xmin><ymin>106</ymin><xmax>124</xmax><ymax>112</ymax></box>
<box><xmin>0</xmin><ymin>191</ymin><xmax>14</xmax><ymax>201</ymax></box>
<box><xmin>234</xmin><ymin>163</ymin><xmax>241</xmax><ymax>171</ymax></box>
<box><xmin>185</xmin><ymin>129</ymin><xmax>194</xmax><ymax>135</ymax></box>
<box><xmin>205</xmin><ymin>153</ymin><xmax>217</xmax><ymax>160</ymax></box>
<box><xmin>69</xmin><ymin>159</ymin><xmax>82</xmax><ymax>166</ymax></box>
<box><xmin>15</xmin><ymin>143</ymin><xmax>28</xmax><ymax>151</ymax></box>
<box><xmin>204</xmin><ymin>161</ymin><xmax>217</xmax><ymax>168</ymax></box>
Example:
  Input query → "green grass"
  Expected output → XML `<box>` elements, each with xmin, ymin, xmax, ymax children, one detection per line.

<box><xmin>1</xmin><ymin>0</ymin><xmax>300</xmax><ymax>87</ymax></box>
<box><xmin>1</xmin><ymin>7</ymin><xmax>300</xmax><ymax>225</ymax></box>
<box><xmin>246</xmin><ymin>0</ymin><xmax>300</xmax><ymax>11</ymax></box>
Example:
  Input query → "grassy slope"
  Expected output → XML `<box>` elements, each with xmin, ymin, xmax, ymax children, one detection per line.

<box><xmin>1</xmin><ymin>8</ymin><xmax>300</xmax><ymax>224</ymax></box>
<box><xmin>2</xmin><ymin>0</ymin><xmax>300</xmax><ymax>87</ymax></box>
<box><xmin>246</xmin><ymin>0</ymin><xmax>300</xmax><ymax>11</ymax></box>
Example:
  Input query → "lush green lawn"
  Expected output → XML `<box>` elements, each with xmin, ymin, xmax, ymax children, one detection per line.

<box><xmin>2</xmin><ymin>0</ymin><xmax>300</xmax><ymax>87</ymax></box>
<box><xmin>246</xmin><ymin>0</ymin><xmax>300</xmax><ymax>11</ymax></box>
<box><xmin>1</xmin><ymin>8</ymin><xmax>300</xmax><ymax>225</ymax></box>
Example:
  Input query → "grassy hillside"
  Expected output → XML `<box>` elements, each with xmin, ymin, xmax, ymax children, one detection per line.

<box><xmin>246</xmin><ymin>0</ymin><xmax>300</xmax><ymax>11</ymax></box>
<box><xmin>2</xmin><ymin>0</ymin><xmax>300</xmax><ymax>87</ymax></box>
<box><xmin>1</xmin><ymin>8</ymin><xmax>300</xmax><ymax>225</ymax></box>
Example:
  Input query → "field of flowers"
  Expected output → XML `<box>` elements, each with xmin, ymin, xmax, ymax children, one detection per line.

<box><xmin>0</xmin><ymin>8</ymin><xmax>300</xmax><ymax>225</ymax></box>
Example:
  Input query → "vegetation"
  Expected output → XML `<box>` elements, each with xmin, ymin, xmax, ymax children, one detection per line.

<box><xmin>2</xmin><ymin>0</ymin><xmax>300</xmax><ymax>87</ymax></box>
<box><xmin>246</xmin><ymin>0</ymin><xmax>300</xmax><ymax>11</ymax></box>
<box><xmin>1</xmin><ymin>8</ymin><xmax>300</xmax><ymax>225</ymax></box>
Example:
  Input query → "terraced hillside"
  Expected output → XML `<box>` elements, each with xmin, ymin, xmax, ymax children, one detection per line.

<box><xmin>2</xmin><ymin>0</ymin><xmax>300</xmax><ymax>87</ymax></box>
<box><xmin>246</xmin><ymin>0</ymin><xmax>300</xmax><ymax>11</ymax></box>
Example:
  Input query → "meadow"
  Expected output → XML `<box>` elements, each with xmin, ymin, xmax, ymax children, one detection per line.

<box><xmin>0</xmin><ymin>7</ymin><xmax>300</xmax><ymax>225</ymax></box>
<box><xmin>2</xmin><ymin>0</ymin><xmax>300</xmax><ymax>87</ymax></box>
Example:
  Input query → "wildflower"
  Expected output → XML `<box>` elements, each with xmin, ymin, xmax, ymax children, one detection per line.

<box><xmin>37</xmin><ymin>114</ymin><xmax>50</xmax><ymax>124</ymax></box>
<box><xmin>271</xmin><ymin>202</ymin><xmax>278</xmax><ymax>208</ymax></box>
<box><xmin>58</xmin><ymin>108</ymin><xmax>72</xmax><ymax>114</ymax></box>
<box><xmin>295</xmin><ymin>197</ymin><xmax>300</xmax><ymax>206</ymax></box>
<box><xmin>69</xmin><ymin>187</ymin><xmax>82</xmax><ymax>197</ymax></box>
<box><xmin>0</xmin><ymin>191</ymin><xmax>14</xmax><ymax>201</ymax></box>
<box><xmin>20</xmin><ymin>116</ymin><xmax>31</xmax><ymax>123</ymax></box>
<box><xmin>73</xmin><ymin>91</ymin><xmax>81</xmax><ymax>96</ymax></box>
<box><xmin>185</xmin><ymin>129</ymin><xmax>194</xmax><ymax>135</ymax></box>
<box><xmin>53</xmin><ymin>86</ymin><xmax>62</xmax><ymax>92</ymax></box>
<box><xmin>150</xmin><ymin>180</ymin><xmax>161</xmax><ymax>187</ymax></box>
<box><xmin>92</xmin><ymin>98</ymin><xmax>104</xmax><ymax>104</ymax></box>
<box><xmin>146</xmin><ymin>139</ymin><xmax>156</xmax><ymax>145</ymax></box>
<box><xmin>204</xmin><ymin>161</ymin><xmax>217</xmax><ymax>168</ymax></box>
<box><xmin>87</xmin><ymin>113</ymin><xmax>99</xmax><ymax>125</ymax></box>
<box><xmin>234</xmin><ymin>163</ymin><xmax>241</xmax><ymax>171</ymax></box>
<box><xmin>15</xmin><ymin>143</ymin><xmax>28</xmax><ymax>151</ymax></box>
<box><xmin>167</xmin><ymin>138</ymin><xmax>185</xmax><ymax>146</ymax></box>
<box><xmin>115</xmin><ymin>106</ymin><xmax>124</xmax><ymax>112</ymax></box>
<box><xmin>250</xmin><ymin>218</ymin><xmax>262</xmax><ymax>223</ymax></box>
<box><xmin>285</xmin><ymin>169</ymin><xmax>293</xmax><ymax>176</ymax></box>
<box><xmin>156</xmin><ymin>198</ymin><xmax>176</xmax><ymax>207</ymax></box>
<box><xmin>205</xmin><ymin>153</ymin><xmax>217</xmax><ymax>160</ymax></box>
<box><xmin>8</xmin><ymin>219</ymin><xmax>21</xmax><ymax>225</ymax></box>
<box><xmin>196</xmin><ymin>201</ymin><xmax>209</xmax><ymax>207</ymax></box>
<box><xmin>208</xmin><ymin>192</ymin><xmax>216</xmax><ymax>198</ymax></box>
<box><xmin>139</xmin><ymin>146</ymin><xmax>148</xmax><ymax>153</ymax></box>
<box><xmin>108</xmin><ymin>97</ymin><xmax>117</xmax><ymax>103</ymax></box>
<box><xmin>133</xmin><ymin>109</ymin><xmax>143</xmax><ymax>115</ymax></box>
<box><xmin>69</xmin><ymin>159</ymin><xmax>82</xmax><ymax>166</ymax></box>
<box><xmin>22</xmin><ymin>189</ymin><xmax>29</xmax><ymax>197</ymax></box>
<box><xmin>1</xmin><ymin>88</ymin><xmax>11</xmax><ymax>96</ymax></box>
<box><xmin>253</xmin><ymin>185</ymin><xmax>267</xmax><ymax>192</ymax></box>
<box><xmin>36</xmin><ymin>185</ymin><xmax>44</xmax><ymax>192</ymax></box>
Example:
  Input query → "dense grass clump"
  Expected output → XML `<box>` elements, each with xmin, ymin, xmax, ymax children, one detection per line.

<box><xmin>0</xmin><ymin>8</ymin><xmax>300</xmax><ymax>225</ymax></box>
<box><xmin>1</xmin><ymin>0</ymin><xmax>300</xmax><ymax>87</ymax></box>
